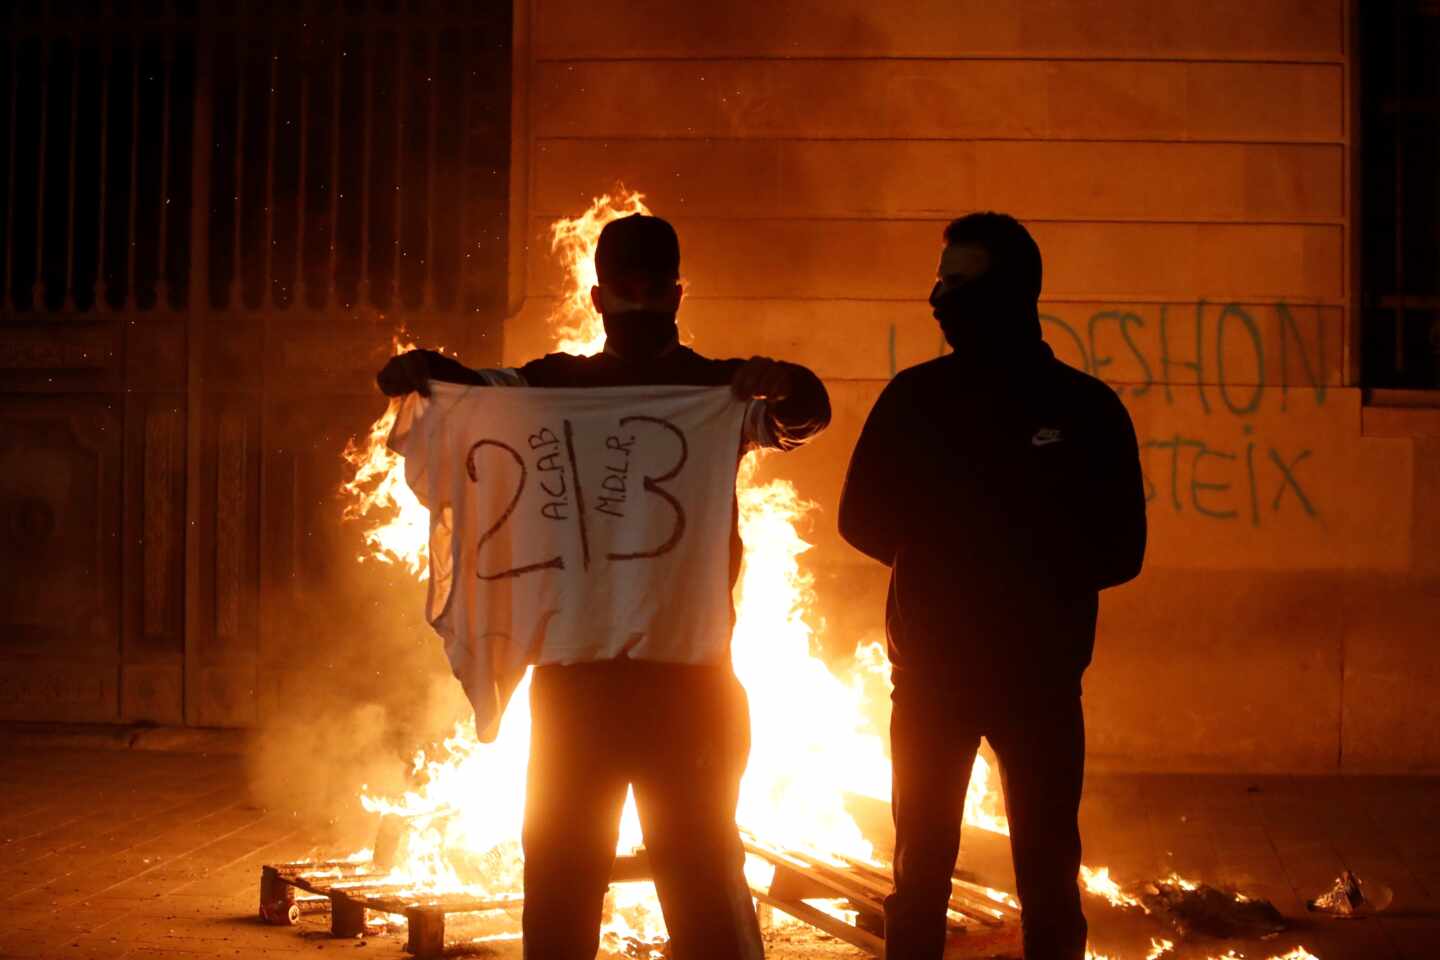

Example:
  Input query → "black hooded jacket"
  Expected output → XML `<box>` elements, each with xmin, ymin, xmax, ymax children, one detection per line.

<box><xmin>837</xmin><ymin>333</ymin><xmax>1146</xmax><ymax>701</ymax></box>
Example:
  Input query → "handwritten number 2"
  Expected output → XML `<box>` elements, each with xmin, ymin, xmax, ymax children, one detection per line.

<box><xmin>466</xmin><ymin>440</ymin><xmax>565</xmax><ymax>580</ymax></box>
<box><xmin>608</xmin><ymin>416</ymin><xmax>688</xmax><ymax>561</ymax></box>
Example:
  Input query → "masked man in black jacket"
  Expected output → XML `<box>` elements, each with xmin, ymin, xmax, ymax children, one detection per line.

<box><xmin>838</xmin><ymin>213</ymin><xmax>1146</xmax><ymax>960</ymax></box>
<box><xmin>378</xmin><ymin>214</ymin><xmax>831</xmax><ymax>959</ymax></box>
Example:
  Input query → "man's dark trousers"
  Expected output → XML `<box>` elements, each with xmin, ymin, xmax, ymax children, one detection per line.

<box><xmin>521</xmin><ymin>659</ymin><xmax>763</xmax><ymax>959</ymax></box>
<box><xmin>884</xmin><ymin>675</ymin><xmax>1088</xmax><ymax>960</ymax></box>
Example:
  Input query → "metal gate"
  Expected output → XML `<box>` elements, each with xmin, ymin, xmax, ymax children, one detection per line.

<box><xmin>0</xmin><ymin>1</ymin><xmax>513</xmax><ymax>726</ymax></box>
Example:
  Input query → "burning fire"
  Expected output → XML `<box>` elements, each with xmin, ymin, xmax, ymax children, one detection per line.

<box><xmin>1086</xmin><ymin>943</ymin><xmax>1316</xmax><ymax>960</ymax></box>
<box><xmin>546</xmin><ymin>187</ymin><xmax>649</xmax><ymax>356</ymax></box>
<box><xmin>339</xmin><ymin>188</ymin><xmax>1316</xmax><ymax>960</ymax></box>
<box><xmin>341</xmin><ymin>357</ymin><xmax>430</xmax><ymax>578</ymax></box>
<box><xmin>1079</xmin><ymin>865</ymin><xmax>1321</xmax><ymax>960</ymax></box>
<box><xmin>1081</xmin><ymin>864</ymin><xmax>1145</xmax><ymax>910</ymax></box>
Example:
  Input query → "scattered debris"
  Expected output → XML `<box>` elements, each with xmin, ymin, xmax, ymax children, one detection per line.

<box><xmin>1138</xmin><ymin>875</ymin><xmax>1287</xmax><ymax>940</ymax></box>
<box><xmin>1307</xmin><ymin>871</ymin><xmax>1365</xmax><ymax>916</ymax></box>
<box><xmin>606</xmin><ymin>935</ymin><xmax>669</xmax><ymax>959</ymax></box>
<box><xmin>1306</xmin><ymin>870</ymin><xmax>1392</xmax><ymax>917</ymax></box>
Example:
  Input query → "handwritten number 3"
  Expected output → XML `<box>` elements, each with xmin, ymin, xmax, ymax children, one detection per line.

<box><xmin>466</xmin><ymin>440</ymin><xmax>566</xmax><ymax>580</ymax></box>
<box><xmin>608</xmin><ymin>416</ymin><xmax>688</xmax><ymax>561</ymax></box>
<box><xmin>466</xmin><ymin>418</ymin><xmax>688</xmax><ymax>575</ymax></box>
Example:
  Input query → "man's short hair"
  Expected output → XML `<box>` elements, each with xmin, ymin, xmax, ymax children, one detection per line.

<box><xmin>595</xmin><ymin>214</ymin><xmax>680</xmax><ymax>291</ymax></box>
<box><xmin>942</xmin><ymin>212</ymin><xmax>1042</xmax><ymax>302</ymax></box>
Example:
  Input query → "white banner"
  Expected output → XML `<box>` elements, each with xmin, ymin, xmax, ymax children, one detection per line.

<box><xmin>391</xmin><ymin>383</ymin><xmax>748</xmax><ymax>739</ymax></box>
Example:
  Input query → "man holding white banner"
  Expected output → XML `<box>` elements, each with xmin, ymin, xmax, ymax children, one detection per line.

<box><xmin>378</xmin><ymin>214</ymin><xmax>830</xmax><ymax>959</ymax></box>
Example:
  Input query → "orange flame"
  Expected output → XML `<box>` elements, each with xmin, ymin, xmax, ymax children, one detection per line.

<box><xmin>547</xmin><ymin>186</ymin><xmax>650</xmax><ymax>356</ymax></box>
<box><xmin>1086</xmin><ymin>942</ymin><xmax>1317</xmax><ymax>960</ymax></box>
<box><xmin>1079</xmin><ymin>870</ymin><xmax>1321</xmax><ymax>960</ymax></box>
<box><xmin>340</xmin><ymin>337</ymin><xmax>429</xmax><ymax>578</ymax></box>
<box><xmin>1080</xmin><ymin>864</ymin><xmax>1145</xmax><ymax>911</ymax></box>
<box><xmin>1147</xmin><ymin>938</ymin><xmax>1176</xmax><ymax>960</ymax></box>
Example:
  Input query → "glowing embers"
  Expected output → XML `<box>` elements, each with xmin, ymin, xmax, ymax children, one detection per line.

<box><xmin>1082</xmin><ymin>864</ymin><xmax>1147</xmax><ymax>910</ymax></box>
<box><xmin>1079</xmin><ymin>864</ymin><xmax>1318</xmax><ymax>960</ymax></box>
<box><xmin>1082</xmin><ymin>865</ymin><xmax>1286</xmax><ymax>941</ymax></box>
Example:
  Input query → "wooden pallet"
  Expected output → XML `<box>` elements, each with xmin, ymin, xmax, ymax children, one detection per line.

<box><xmin>261</xmin><ymin>842</ymin><xmax>1022</xmax><ymax>958</ymax></box>
<box><xmin>259</xmin><ymin>853</ymin><xmax>648</xmax><ymax>956</ymax></box>
<box><xmin>741</xmin><ymin>833</ymin><xmax>1023</xmax><ymax>958</ymax></box>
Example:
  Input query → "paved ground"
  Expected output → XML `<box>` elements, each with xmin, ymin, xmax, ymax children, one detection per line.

<box><xmin>0</xmin><ymin>745</ymin><xmax>1435</xmax><ymax>960</ymax></box>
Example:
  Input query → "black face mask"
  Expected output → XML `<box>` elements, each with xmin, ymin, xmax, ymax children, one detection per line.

<box><xmin>929</xmin><ymin>276</ymin><xmax>1041</xmax><ymax>354</ymax></box>
<box><xmin>602</xmin><ymin>311</ymin><xmax>679</xmax><ymax>362</ymax></box>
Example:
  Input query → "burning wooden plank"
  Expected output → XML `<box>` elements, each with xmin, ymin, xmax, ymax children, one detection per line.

<box><xmin>259</xmin><ymin>853</ymin><xmax>641</xmax><ymax>955</ymax></box>
<box><xmin>740</xmin><ymin>834</ymin><xmax>1022</xmax><ymax>958</ymax></box>
<box><xmin>262</xmin><ymin>839</ymin><xmax>1024</xmax><ymax>959</ymax></box>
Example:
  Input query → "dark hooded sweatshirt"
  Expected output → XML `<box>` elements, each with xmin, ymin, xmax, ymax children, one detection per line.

<box><xmin>837</xmin><ymin>330</ymin><xmax>1146</xmax><ymax>704</ymax></box>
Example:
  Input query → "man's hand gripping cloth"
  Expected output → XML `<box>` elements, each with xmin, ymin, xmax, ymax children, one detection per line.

<box><xmin>388</xmin><ymin>383</ymin><xmax>749</xmax><ymax>741</ymax></box>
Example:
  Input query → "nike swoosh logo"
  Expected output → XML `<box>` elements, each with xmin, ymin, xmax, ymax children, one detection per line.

<box><xmin>1032</xmin><ymin>429</ymin><xmax>1063</xmax><ymax>447</ymax></box>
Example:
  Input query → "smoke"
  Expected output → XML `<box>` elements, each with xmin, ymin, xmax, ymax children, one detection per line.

<box><xmin>244</xmin><ymin>462</ymin><xmax>471</xmax><ymax>852</ymax></box>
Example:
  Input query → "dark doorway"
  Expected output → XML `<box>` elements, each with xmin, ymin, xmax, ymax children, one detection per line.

<box><xmin>0</xmin><ymin>1</ymin><xmax>513</xmax><ymax>726</ymax></box>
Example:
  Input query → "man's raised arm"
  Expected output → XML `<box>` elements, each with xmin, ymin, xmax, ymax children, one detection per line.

<box><xmin>732</xmin><ymin>357</ymin><xmax>832</xmax><ymax>451</ymax></box>
<box><xmin>377</xmin><ymin>349</ymin><xmax>496</xmax><ymax>397</ymax></box>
